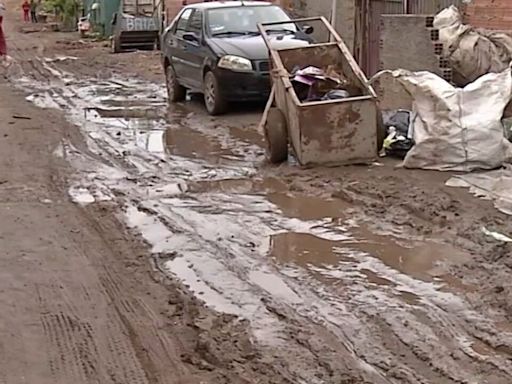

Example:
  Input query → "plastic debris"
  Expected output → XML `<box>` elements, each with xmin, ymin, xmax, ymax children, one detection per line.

<box><xmin>482</xmin><ymin>227</ymin><xmax>512</xmax><ymax>242</ymax></box>
<box><xmin>290</xmin><ymin>65</ymin><xmax>357</xmax><ymax>102</ymax></box>
<box><xmin>381</xmin><ymin>110</ymin><xmax>414</xmax><ymax>158</ymax></box>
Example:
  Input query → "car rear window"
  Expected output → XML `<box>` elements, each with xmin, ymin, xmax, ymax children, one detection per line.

<box><xmin>206</xmin><ymin>5</ymin><xmax>294</xmax><ymax>36</ymax></box>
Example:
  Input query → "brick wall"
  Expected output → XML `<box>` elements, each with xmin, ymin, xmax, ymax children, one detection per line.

<box><xmin>465</xmin><ymin>0</ymin><xmax>512</xmax><ymax>31</ymax></box>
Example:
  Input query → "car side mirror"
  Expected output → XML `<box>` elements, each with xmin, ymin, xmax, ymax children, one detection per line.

<box><xmin>183</xmin><ymin>32</ymin><xmax>199</xmax><ymax>43</ymax></box>
<box><xmin>303</xmin><ymin>25</ymin><xmax>314</xmax><ymax>35</ymax></box>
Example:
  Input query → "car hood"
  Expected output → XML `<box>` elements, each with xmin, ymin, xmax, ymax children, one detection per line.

<box><xmin>209</xmin><ymin>34</ymin><xmax>310</xmax><ymax>61</ymax></box>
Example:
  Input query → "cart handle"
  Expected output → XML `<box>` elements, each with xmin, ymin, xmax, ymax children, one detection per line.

<box><xmin>257</xmin><ymin>16</ymin><xmax>342</xmax><ymax>51</ymax></box>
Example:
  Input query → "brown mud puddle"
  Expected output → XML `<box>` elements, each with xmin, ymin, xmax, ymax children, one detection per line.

<box><xmin>268</xmin><ymin>192</ymin><xmax>474</xmax><ymax>296</ymax></box>
<box><xmin>20</xmin><ymin>61</ymin><xmax>512</xmax><ymax>382</ymax></box>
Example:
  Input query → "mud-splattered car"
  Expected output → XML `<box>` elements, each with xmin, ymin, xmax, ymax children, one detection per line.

<box><xmin>161</xmin><ymin>0</ymin><xmax>312</xmax><ymax>115</ymax></box>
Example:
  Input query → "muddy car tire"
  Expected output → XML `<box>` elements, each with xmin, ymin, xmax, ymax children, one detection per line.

<box><xmin>265</xmin><ymin>107</ymin><xmax>288</xmax><ymax>164</ymax></box>
<box><xmin>166</xmin><ymin>65</ymin><xmax>186</xmax><ymax>103</ymax></box>
<box><xmin>111</xmin><ymin>36</ymin><xmax>121</xmax><ymax>54</ymax></box>
<box><xmin>203</xmin><ymin>70</ymin><xmax>227</xmax><ymax>115</ymax></box>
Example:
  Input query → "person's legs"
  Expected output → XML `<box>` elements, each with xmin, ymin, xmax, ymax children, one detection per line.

<box><xmin>31</xmin><ymin>11</ymin><xmax>36</xmax><ymax>23</ymax></box>
<box><xmin>23</xmin><ymin>10</ymin><xmax>29</xmax><ymax>22</ymax></box>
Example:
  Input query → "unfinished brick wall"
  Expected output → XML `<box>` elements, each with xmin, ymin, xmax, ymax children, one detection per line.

<box><xmin>379</xmin><ymin>14</ymin><xmax>452</xmax><ymax>110</ymax></box>
<box><xmin>465</xmin><ymin>0</ymin><xmax>512</xmax><ymax>31</ymax></box>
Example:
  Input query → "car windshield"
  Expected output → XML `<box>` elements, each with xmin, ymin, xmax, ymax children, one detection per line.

<box><xmin>207</xmin><ymin>5</ymin><xmax>296</xmax><ymax>36</ymax></box>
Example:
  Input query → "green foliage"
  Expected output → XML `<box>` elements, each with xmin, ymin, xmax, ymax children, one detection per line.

<box><xmin>43</xmin><ymin>0</ymin><xmax>79</xmax><ymax>26</ymax></box>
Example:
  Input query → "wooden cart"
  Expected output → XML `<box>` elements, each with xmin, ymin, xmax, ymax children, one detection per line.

<box><xmin>258</xmin><ymin>17</ymin><xmax>380</xmax><ymax>166</ymax></box>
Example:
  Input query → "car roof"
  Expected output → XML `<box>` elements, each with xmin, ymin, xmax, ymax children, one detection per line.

<box><xmin>185</xmin><ymin>1</ymin><xmax>274</xmax><ymax>10</ymax></box>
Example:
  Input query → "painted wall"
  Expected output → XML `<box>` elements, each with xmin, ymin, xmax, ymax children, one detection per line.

<box><xmin>84</xmin><ymin>0</ymin><xmax>121</xmax><ymax>36</ymax></box>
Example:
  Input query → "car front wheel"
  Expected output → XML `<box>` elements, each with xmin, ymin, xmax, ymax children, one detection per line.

<box><xmin>166</xmin><ymin>64</ymin><xmax>186</xmax><ymax>103</ymax></box>
<box><xmin>203</xmin><ymin>70</ymin><xmax>227</xmax><ymax>115</ymax></box>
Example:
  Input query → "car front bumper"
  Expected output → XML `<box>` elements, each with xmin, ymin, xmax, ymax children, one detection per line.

<box><xmin>214</xmin><ymin>68</ymin><xmax>271</xmax><ymax>101</ymax></box>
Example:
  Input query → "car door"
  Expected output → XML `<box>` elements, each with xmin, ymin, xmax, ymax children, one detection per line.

<box><xmin>168</xmin><ymin>8</ymin><xmax>193</xmax><ymax>81</ymax></box>
<box><xmin>179</xmin><ymin>9</ymin><xmax>205</xmax><ymax>91</ymax></box>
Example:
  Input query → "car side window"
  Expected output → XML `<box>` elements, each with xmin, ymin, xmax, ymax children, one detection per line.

<box><xmin>175</xmin><ymin>8</ymin><xmax>193</xmax><ymax>38</ymax></box>
<box><xmin>186</xmin><ymin>10</ymin><xmax>203</xmax><ymax>36</ymax></box>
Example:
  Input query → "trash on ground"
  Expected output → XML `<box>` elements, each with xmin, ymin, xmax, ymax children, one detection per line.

<box><xmin>12</xmin><ymin>114</ymin><xmax>31</xmax><ymax>119</ymax></box>
<box><xmin>44</xmin><ymin>56</ymin><xmax>78</xmax><ymax>63</ymax></box>
<box><xmin>446</xmin><ymin>165</ymin><xmax>512</xmax><ymax>215</ymax></box>
<box><xmin>434</xmin><ymin>6</ymin><xmax>512</xmax><ymax>86</ymax></box>
<box><xmin>290</xmin><ymin>65</ymin><xmax>359</xmax><ymax>102</ymax></box>
<box><xmin>482</xmin><ymin>227</ymin><xmax>512</xmax><ymax>243</ymax></box>
<box><xmin>381</xmin><ymin>109</ymin><xmax>414</xmax><ymax>158</ymax></box>
<box><xmin>371</xmin><ymin>66</ymin><xmax>512</xmax><ymax>171</ymax></box>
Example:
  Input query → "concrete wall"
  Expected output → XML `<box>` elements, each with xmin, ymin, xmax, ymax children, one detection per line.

<box><xmin>379</xmin><ymin>14</ymin><xmax>448</xmax><ymax>110</ymax></box>
<box><xmin>287</xmin><ymin>0</ymin><xmax>357</xmax><ymax>53</ymax></box>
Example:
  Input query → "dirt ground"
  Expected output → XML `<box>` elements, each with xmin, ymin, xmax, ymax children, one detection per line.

<box><xmin>2</xmin><ymin>3</ymin><xmax>512</xmax><ymax>384</ymax></box>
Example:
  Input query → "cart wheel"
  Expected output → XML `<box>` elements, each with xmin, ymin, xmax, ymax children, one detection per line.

<box><xmin>265</xmin><ymin>107</ymin><xmax>288</xmax><ymax>164</ymax></box>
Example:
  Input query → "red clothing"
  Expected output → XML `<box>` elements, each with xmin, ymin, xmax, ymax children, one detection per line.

<box><xmin>22</xmin><ymin>1</ymin><xmax>29</xmax><ymax>22</ymax></box>
<box><xmin>0</xmin><ymin>16</ymin><xmax>6</xmax><ymax>56</ymax></box>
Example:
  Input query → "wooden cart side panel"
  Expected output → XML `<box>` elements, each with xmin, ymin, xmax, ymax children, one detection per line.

<box><xmin>298</xmin><ymin>99</ymin><xmax>377</xmax><ymax>166</ymax></box>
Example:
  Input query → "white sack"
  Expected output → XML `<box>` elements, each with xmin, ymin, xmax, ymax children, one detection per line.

<box><xmin>385</xmin><ymin>66</ymin><xmax>512</xmax><ymax>171</ymax></box>
<box><xmin>434</xmin><ymin>6</ymin><xmax>512</xmax><ymax>86</ymax></box>
<box><xmin>446</xmin><ymin>166</ymin><xmax>512</xmax><ymax>215</ymax></box>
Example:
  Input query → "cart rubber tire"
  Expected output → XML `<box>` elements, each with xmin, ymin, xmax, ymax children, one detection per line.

<box><xmin>265</xmin><ymin>107</ymin><xmax>288</xmax><ymax>164</ymax></box>
<box><xmin>166</xmin><ymin>64</ymin><xmax>186</xmax><ymax>103</ymax></box>
<box><xmin>376</xmin><ymin>108</ymin><xmax>386</xmax><ymax>151</ymax></box>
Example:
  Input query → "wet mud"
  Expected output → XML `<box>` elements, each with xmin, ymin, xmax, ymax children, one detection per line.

<box><xmin>12</xmin><ymin>53</ymin><xmax>512</xmax><ymax>383</ymax></box>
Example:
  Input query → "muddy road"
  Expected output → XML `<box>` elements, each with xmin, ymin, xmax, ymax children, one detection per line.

<box><xmin>3</xmin><ymin>6</ymin><xmax>512</xmax><ymax>384</ymax></box>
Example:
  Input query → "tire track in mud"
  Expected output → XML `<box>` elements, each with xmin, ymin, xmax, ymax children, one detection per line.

<box><xmin>13</xmin><ymin>55</ymin><xmax>512</xmax><ymax>383</ymax></box>
<box><xmin>35</xmin><ymin>263</ymin><xmax>152</xmax><ymax>384</ymax></box>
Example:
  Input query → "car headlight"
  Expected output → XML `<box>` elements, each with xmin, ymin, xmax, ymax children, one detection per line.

<box><xmin>218</xmin><ymin>55</ymin><xmax>253</xmax><ymax>72</ymax></box>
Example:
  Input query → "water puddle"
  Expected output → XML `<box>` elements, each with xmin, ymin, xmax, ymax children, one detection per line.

<box><xmin>266</xmin><ymin>192</ymin><xmax>472</xmax><ymax>301</ymax></box>
<box><xmin>267</xmin><ymin>193</ymin><xmax>352</xmax><ymax>221</ymax></box>
<box><xmin>165</xmin><ymin>124</ymin><xmax>233</xmax><ymax>160</ymax></box>
<box><xmin>188</xmin><ymin>177</ymin><xmax>288</xmax><ymax>195</ymax></box>
<box><xmin>19</xmin><ymin>57</ymin><xmax>512</xmax><ymax>382</ymax></box>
